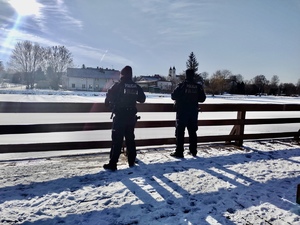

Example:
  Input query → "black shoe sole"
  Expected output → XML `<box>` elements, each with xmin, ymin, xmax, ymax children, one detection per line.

<box><xmin>170</xmin><ymin>153</ymin><xmax>184</xmax><ymax>158</ymax></box>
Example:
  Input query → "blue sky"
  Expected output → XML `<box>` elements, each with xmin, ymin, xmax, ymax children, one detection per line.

<box><xmin>0</xmin><ymin>0</ymin><xmax>300</xmax><ymax>83</ymax></box>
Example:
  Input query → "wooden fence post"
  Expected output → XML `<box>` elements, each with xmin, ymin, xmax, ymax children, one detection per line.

<box><xmin>228</xmin><ymin>110</ymin><xmax>246</xmax><ymax>146</ymax></box>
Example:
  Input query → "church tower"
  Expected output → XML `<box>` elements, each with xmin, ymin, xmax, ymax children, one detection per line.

<box><xmin>168</xmin><ymin>66</ymin><xmax>176</xmax><ymax>78</ymax></box>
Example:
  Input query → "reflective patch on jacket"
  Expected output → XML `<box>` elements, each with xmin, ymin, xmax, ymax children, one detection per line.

<box><xmin>185</xmin><ymin>84</ymin><xmax>198</xmax><ymax>94</ymax></box>
<box><xmin>124</xmin><ymin>83</ymin><xmax>138</xmax><ymax>95</ymax></box>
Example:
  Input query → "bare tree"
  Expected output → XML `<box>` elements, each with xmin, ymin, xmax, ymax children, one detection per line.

<box><xmin>279</xmin><ymin>83</ymin><xmax>297</xmax><ymax>96</ymax></box>
<box><xmin>0</xmin><ymin>61</ymin><xmax>4</xmax><ymax>81</ymax></box>
<box><xmin>209</xmin><ymin>70</ymin><xmax>231</xmax><ymax>94</ymax></box>
<box><xmin>235</xmin><ymin>74</ymin><xmax>244</xmax><ymax>83</ymax></box>
<box><xmin>8</xmin><ymin>41</ymin><xmax>45</xmax><ymax>89</ymax></box>
<box><xmin>209</xmin><ymin>70</ymin><xmax>223</xmax><ymax>95</ymax></box>
<box><xmin>269</xmin><ymin>75</ymin><xmax>280</xmax><ymax>95</ymax></box>
<box><xmin>271</xmin><ymin>75</ymin><xmax>280</xmax><ymax>85</ymax></box>
<box><xmin>0</xmin><ymin>61</ymin><xmax>4</xmax><ymax>85</ymax></box>
<box><xmin>200</xmin><ymin>71</ymin><xmax>209</xmax><ymax>80</ymax></box>
<box><xmin>297</xmin><ymin>79</ymin><xmax>300</xmax><ymax>95</ymax></box>
<box><xmin>44</xmin><ymin>46</ymin><xmax>73</xmax><ymax>90</ymax></box>
<box><xmin>220</xmin><ymin>69</ymin><xmax>232</xmax><ymax>93</ymax></box>
<box><xmin>0</xmin><ymin>61</ymin><xmax>4</xmax><ymax>74</ymax></box>
<box><xmin>252</xmin><ymin>75</ymin><xmax>269</xmax><ymax>95</ymax></box>
<box><xmin>45</xmin><ymin>46</ymin><xmax>73</xmax><ymax>73</ymax></box>
<box><xmin>228</xmin><ymin>74</ymin><xmax>244</xmax><ymax>94</ymax></box>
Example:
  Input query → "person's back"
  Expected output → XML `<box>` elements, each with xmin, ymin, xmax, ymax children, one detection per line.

<box><xmin>104</xmin><ymin>65</ymin><xmax>145</xmax><ymax>171</ymax></box>
<box><xmin>105</xmin><ymin>69</ymin><xmax>145</xmax><ymax>115</ymax></box>
<box><xmin>113</xmin><ymin>80</ymin><xmax>144</xmax><ymax>112</ymax></box>
<box><xmin>170</xmin><ymin>69</ymin><xmax>206</xmax><ymax>158</ymax></box>
<box><xmin>172</xmin><ymin>79</ymin><xmax>204</xmax><ymax>111</ymax></box>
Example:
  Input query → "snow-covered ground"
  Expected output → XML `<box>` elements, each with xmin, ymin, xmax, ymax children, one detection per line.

<box><xmin>0</xmin><ymin>89</ymin><xmax>299</xmax><ymax>225</ymax></box>
<box><xmin>0</xmin><ymin>140</ymin><xmax>300</xmax><ymax>225</ymax></box>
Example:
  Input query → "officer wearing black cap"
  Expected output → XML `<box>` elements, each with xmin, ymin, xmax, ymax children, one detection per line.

<box><xmin>170</xmin><ymin>69</ymin><xmax>206</xmax><ymax>158</ymax></box>
<box><xmin>104</xmin><ymin>65</ymin><xmax>146</xmax><ymax>171</ymax></box>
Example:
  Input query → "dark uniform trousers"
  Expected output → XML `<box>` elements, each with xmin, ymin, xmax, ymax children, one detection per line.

<box><xmin>109</xmin><ymin>110</ymin><xmax>137</xmax><ymax>166</ymax></box>
<box><xmin>175</xmin><ymin>108</ymin><xmax>198</xmax><ymax>154</ymax></box>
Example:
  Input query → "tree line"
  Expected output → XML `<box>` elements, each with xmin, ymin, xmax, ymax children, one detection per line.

<box><xmin>0</xmin><ymin>40</ymin><xmax>73</xmax><ymax>90</ymax></box>
<box><xmin>181</xmin><ymin>52</ymin><xmax>300</xmax><ymax>96</ymax></box>
<box><xmin>0</xmin><ymin>42</ymin><xmax>299</xmax><ymax>96</ymax></box>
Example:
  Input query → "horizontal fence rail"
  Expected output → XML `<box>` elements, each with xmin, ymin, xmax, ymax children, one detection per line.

<box><xmin>0</xmin><ymin>102</ymin><xmax>299</xmax><ymax>153</ymax></box>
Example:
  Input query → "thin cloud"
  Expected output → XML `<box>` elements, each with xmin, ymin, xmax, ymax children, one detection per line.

<box><xmin>2</xmin><ymin>27</ymin><xmax>59</xmax><ymax>48</ymax></box>
<box><xmin>0</xmin><ymin>14</ymin><xmax>16</xmax><ymax>29</ymax></box>
<box><xmin>130</xmin><ymin>0</ymin><xmax>215</xmax><ymax>44</ymax></box>
<box><xmin>54</xmin><ymin>0</ymin><xmax>83</xmax><ymax>29</ymax></box>
<box><xmin>69</xmin><ymin>44</ymin><xmax>133</xmax><ymax>68</ymax></box>
<box><xmin>38</xmin><ymin>0</ymin><xmax>83</xmax><ymax>34</ymax></box>
<box><xmin>0</xmin><ymin>26</ymin><xmax>59</xmax><ymax>63</ymax></box>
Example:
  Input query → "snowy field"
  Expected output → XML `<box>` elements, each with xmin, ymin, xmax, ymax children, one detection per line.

<box><xmin>0</xmin><ymin>89</ymin><xmax>300</xmax><ymax>224</ymax></box>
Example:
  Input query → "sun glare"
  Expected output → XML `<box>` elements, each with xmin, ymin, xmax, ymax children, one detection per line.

<box><xmin>8</xmin><ymin>0</ymin><xmax>42</xmax><ymax>16</ymax></box>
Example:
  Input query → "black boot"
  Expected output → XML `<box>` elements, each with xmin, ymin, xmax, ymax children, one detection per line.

<box><xmin>103</xmin><ymin>163</ymin><xmax>117</xmax><ymax>171</ymax></box>
<box><xmin>170</xmin><ymin>152</ymin><xmax>184</xmax><ymax>158</ymax></box>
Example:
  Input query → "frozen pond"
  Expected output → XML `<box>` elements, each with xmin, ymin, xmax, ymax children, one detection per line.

<box><xmin>0</xmin><ymin>111</ymin><xmax>299</xmax><ymax>144</ymax></box>
<box><xmin>0</xmin><ymin>92</ymin><xmax>299</xmax><ymax>159</ymax></box>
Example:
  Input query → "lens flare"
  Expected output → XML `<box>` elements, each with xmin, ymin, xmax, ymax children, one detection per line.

<box><xmin>8</xmin><ymin>0</ymin><xmax>42</xmax><ymax>16</ymax></box>
<box><xmin>1</xmin><ymin>0</ymin><xmax>42</xmax><ymax>62</ymax></box>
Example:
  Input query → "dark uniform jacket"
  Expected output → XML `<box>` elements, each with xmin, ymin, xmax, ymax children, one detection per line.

<box><xmin>105</xmin><ymin>79</ymin><xmax>146</xmax><ymax>115</ymax></box>
<box><xmin>171</xmin><ymin>80</ymin><xmax>206</xmax><ymax>112</ymax></box>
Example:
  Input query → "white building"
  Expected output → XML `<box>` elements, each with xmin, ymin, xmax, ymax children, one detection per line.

<box><xmin>64</xmin><ymin>67</ymin><xmax>120</xmax><ymax>91</ymax></box>
<box><xmin>136</xmin><ymin>75</ymin><xmax>172</xmax><ymax>93</ymax></box>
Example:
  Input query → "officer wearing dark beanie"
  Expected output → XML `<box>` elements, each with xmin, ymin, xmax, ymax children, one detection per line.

<box><xmin>120</xmin><ymin>65</ymin><xmax>132</xmax><ymax>80</ymax></box>
<box><xmin>104</xmin><ymin>65</ymin><xmax>146</xmax><ymax>171</ymax></box>
<box><xmin>170</xmin><ymin>69</ymin><xmax>206</xmax><ymax>158</ymax></box>
<box><xmin>186</xmin><ymin>69</ymin><xmax>194</xmax><ymax>81</ymax></box>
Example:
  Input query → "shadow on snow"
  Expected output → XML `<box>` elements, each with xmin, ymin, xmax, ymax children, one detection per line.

<box><xmin>1</xmin><ymin>145</ymin><xmax>300</xmax><ymax>225</ymax></box>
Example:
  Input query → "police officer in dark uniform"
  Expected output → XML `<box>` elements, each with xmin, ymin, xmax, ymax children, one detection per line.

<box><xmin>103</xmin><ymin>65</ymin><xmax>146</xmax><ymax>171</ymax></box>
<box><xmin>170</xmin><ymin>69</ymin><xmax>206</xmax><ymax>158</ymax></box>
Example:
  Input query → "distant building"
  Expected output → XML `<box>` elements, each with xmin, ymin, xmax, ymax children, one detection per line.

<box><xmin>169</xmin><ymin>66</ymin><xmax>183</xmax><ymax>79</ymax></box>
<box><xmin>136</xmin><ymin>74</ymin><xmax>172</xmax><ymax>93</ymax></box>
<box><xmin>64</xmin><ymin>67</ymin><xmax>120</xmax><ymax>91</ymax></box>
<box><xmin>168</xmin><ymin>66</ymin><xmax>176</xmax><ymax>79</ymax></box>
<box><xmin>167</xmin><ymin>66</ymin><xmax>182</xmax><ymax>91</ymax></box>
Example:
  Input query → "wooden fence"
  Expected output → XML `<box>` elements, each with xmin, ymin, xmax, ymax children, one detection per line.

<box><xmin>0</xmin><ymin>102</ymin><xmax>299</xmax><ymax>153</ymax></box>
